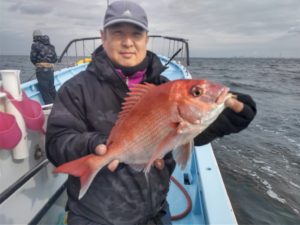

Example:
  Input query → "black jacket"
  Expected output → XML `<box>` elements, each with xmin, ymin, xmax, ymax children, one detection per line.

<box><xmin>30</xmin><ymin>35</ymin><xmax>57</xmax><ymax>66</ymax></box>
<box><xmin>46</xmin><ymin>48</ymin><xmax>174</xmax><ymax>225</ymax></box>
<box><xmin>46</xmin><ymin>47</ymin><xmax>256</xmax><ymax>224</ymax></box>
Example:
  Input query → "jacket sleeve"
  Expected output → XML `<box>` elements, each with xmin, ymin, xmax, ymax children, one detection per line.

<box><xmin>46</xmin><ymin>81</ymin><xmax>107</xmax><ymax>166</ymax></box>
<box><xmin>194</xmin><ymin>92</ymin><xmax>257</xmax><ymax>146</ymax></box>
<box><xmin>30</xmin><ymin>43</ymin><xmax>39</xmax><ymax>65</ymax></box>
<box><xmin>47</xmin><ymin>44</ymin><xmax>57</xmax><ymax>63</ymax></box>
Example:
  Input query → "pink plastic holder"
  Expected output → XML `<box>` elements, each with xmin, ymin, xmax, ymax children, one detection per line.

<box><xmin>0</xmin><ymin>111</ymin><xmax>22</xmax><ymax>149</ymax></box>
<box><xmin>11</xmin><ymin>92</ymin><xmax>45</xmax><ymax>132</ymax></box>
<box><xmin>1</xmin><ymin>89</ymin><xmax>45</xmax><ymax>133</ymax></box>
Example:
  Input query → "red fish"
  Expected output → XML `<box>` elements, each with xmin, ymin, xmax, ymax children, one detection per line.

<box><xmin>54</xmin><ymin>79</ymin><xmax>230</xmax><ymax>198</ymax></box>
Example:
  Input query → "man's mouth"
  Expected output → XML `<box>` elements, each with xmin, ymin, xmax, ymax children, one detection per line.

<box><xmin>120</xmin><ymin>52</ymin><xmax>134</xmax><ymax>58</ymax></box>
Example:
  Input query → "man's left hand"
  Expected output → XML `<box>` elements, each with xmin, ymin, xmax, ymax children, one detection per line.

<box><xmin>225</xmin><ymin>96</ymin><xmax>244</xmax><ymax>113</ymax></box>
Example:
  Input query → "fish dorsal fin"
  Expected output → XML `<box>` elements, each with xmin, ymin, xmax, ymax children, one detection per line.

<box><xmin>116</xmin><ymin>83</ymin><xmax>156</xmax><ymax>125</ymax></box>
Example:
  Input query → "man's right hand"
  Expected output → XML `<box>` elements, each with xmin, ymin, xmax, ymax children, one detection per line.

<box><xmin>95</xmin><ymin>144</ymin><xmax>166</xmax><ymax>172</ymax></box>
<box><xmin>95</xmin><ymin>144</ymin><xmax>119</xmax><ymax>172</ymax></box>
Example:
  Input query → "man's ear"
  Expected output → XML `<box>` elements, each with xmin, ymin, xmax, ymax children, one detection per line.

<box><xmin>100</xmin><ymin>29</ymin><xmax>106</xmax><ymax>41</ymax></box>
<box><xmin>145</xmin><ymin>33</ymin><xmax>149</xmax><ymax>45</ymax></box>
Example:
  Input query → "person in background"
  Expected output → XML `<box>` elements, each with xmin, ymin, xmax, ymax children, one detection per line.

<box><xmin>30</xmin><ymin>29</ymin><xmax>57</xmax><ymax>104</ymax></box>
<box><xmin>46</xmin><ymin>1</ymin><xmax>256</xmax><ymax>225</ymax></box>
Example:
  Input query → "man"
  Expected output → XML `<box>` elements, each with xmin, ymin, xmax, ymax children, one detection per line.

<box><xmin>46</xmin><ymin>1</ymin><xmax>256</xmax><ymax>225</ymax></box>
<box><xmin>30</xmin><ymin>29</ymin><xmax>57</xmax><ymax>104</ymax></box>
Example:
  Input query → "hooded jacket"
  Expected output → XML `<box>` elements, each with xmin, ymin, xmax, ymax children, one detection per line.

<box><xmin>46</xmin><ymin>46</ymin><xmax>256</xmax><ymax>224</ymax></box>
<box><xmin>30</xmin><ymin>35</ymin><xmax>57</xmax><ymax>66</ymax></box>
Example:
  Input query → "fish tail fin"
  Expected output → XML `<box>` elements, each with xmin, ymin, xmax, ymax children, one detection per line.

<box><xmin>54</xmin><ymin>154</ymin><xmax>108</xmax><ymax>199</ymax></box>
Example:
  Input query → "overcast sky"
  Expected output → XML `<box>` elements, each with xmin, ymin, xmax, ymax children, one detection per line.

<box><xmin>1</xmin><ymin>0</ymin><xmax>300</xmax><ymax>57</ymax></box>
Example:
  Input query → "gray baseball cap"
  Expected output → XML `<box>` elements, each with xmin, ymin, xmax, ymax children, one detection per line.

<box><xmin>103</xmin><ymin>1</ymin><xmax>148</xmax><ymax>31</ymax></box>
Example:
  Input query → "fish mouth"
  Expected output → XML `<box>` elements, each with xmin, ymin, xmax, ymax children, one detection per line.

<box><xmin>216</xmin><ymin>87</ymin><xmax>230</xmax><ymax>104</ymax></box>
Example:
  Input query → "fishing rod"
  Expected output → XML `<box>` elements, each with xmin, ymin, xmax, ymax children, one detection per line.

<box><xmin>26</xmin><ymin>73</ymin><xmax>36</xmax><ymax>82</ymax></box>
<box><xmin>165</xmin><ymin>48</ymin><xmax>182</xmax><ymax>66</ymax></box>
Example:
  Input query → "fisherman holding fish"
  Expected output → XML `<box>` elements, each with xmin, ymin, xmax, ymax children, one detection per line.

<box><xmin>46</xmin><ymin>1</ymin><xmax>256</xmax><ymax>225</ymax></box>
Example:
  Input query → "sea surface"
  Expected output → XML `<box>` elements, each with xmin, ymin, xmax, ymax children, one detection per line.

<box><xmin>0</xmin><ymin>56</ymin><xmax>300</xmax><ymax>225</ymax></box>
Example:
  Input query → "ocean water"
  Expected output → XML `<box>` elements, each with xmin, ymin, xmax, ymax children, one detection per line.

<box><xmin>189</xmin><ymin>58</ymin><xmax>300</xmax><ymax>225</ymax></box>
<box><xmin>0</xmin><ymin>56</ymin><xmax>299</xmax><ymax>224</ymax></box>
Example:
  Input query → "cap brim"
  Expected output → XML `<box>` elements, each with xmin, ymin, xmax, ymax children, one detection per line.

<box><xmin>104</xmin><ymin>18</ymin><xmax>148</xmax><ymax>31</ymax></box>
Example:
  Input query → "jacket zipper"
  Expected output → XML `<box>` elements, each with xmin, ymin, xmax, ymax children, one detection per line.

<box><xmin>108</xmin><ymin>62</ymin><xmax>129</xmax><ymax>92</ymax></box>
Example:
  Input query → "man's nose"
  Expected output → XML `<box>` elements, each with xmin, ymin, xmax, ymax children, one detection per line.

<box><xmin>122</xmin><ymin>36</ymin><xmax>134</xmax><ymax>47</ymax></box>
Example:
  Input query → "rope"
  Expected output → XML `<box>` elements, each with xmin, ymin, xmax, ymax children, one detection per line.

<box><xmin>170</xmin><ymin>175</ymin><xmax>192</xmax><ymax>220</ymax></box>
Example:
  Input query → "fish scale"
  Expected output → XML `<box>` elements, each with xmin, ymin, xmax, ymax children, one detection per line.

<box><xmin>117</xmin><ymin>106</ymin><xmax>172</xmax><ymax>163</ymax></box>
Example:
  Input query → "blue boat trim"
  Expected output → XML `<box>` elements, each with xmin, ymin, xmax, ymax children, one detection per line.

<box><xmin>195</xmin><ymin>144</ymin><xmax>237</xmax><ymax>224</ymax></box>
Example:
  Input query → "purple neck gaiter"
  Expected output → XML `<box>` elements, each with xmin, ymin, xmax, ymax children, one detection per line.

<box><xmin>116</xmin><ymin>69</ymin><xmax>147</xmax><ymax>89</ymax></box>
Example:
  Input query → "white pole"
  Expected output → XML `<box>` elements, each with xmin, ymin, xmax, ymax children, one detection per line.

<box><xmin>0</xmin><ymin>70</ymin><xmax>29</xmax><ymax>159</ymax></box>
<box><xmin>0</xmin><ymin>89</ymin><xmax>6</xmax><ymax>112</ymax></box>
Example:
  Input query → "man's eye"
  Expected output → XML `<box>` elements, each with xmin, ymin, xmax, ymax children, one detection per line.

<box><xmin>132</xmin><ymin>31</ymin><xmax>142</xmax><ymax>36</ymax></box>
<box><xmin>112</xmin><ymin>31</ymin><xmax>122</xmax><ymax>36</ymax></box>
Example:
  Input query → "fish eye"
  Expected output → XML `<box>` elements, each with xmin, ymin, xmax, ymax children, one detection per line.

<box><xmin>190</xmin><ymin>85</ymin><xmax>203</xmax><ymax>97</ymax></box>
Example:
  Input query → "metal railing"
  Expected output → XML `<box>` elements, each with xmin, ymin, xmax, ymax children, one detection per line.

<box><xmin>0</xmin><ymin>159</ymin><xmax>49</xmax><ymax>204</ymax></box>
<box><xmin>28</xmin><ymin>181</ymin><xmax>67</xmax><ymax>225</ymax></box>
<box><xmin>57</xmin><ymin>35</ymin><xmax>189</xmax><ymax>69</ymax></box>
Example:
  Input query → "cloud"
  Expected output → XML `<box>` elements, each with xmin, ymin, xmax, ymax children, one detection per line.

<box><xmin>0</xmin><ymin>0</ymin><xmax>300</xmax><ymax>57</ymax></box>
<box><xmin>288</xmin><ymin>26</ymin><xmax>300</xmax><ymax>34</ymax></box>
<box><xmin>9</xmin><ymin>2</ymin><xmax>53</xmax><ymax>15</ymax></box>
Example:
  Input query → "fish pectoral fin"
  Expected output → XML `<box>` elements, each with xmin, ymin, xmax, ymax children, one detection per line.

<box><xmin>144</xmin><ymin>131</ymin><xmax>178</xmax><ymax>173</ymax></box>
<box><xmin>173</xmin><ymin>141</ymin><xmax>193</xmax><ymax>169</ymax></box>
<box><xmin>54</xmin><ymin>154</ymin><xmax>108</xmax><ymax>199</ymax></box>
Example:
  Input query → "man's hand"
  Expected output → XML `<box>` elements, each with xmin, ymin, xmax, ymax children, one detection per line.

<box><xmin>95</xmin><ymin>144</ymin><xmax>119</xmax><ymax>172</ymax></box>
<box><xmin>225</xmin><ymin>95</ymin><xmax>244</xmax><ymax>113</ymax></box>
<box><xmin>153</xmin><ymin>159</ymin><xmax>165</xmax><ymax>170</ymax></box>
<box><xmin>95</xmin><ymin>144</ymin><xmax>165</xmax><ymax>171</ymax></box>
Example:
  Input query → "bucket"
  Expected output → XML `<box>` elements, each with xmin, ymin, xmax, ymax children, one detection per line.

<box><xmin>0</xmin><ymin>112</ymin><xmax>22</xmax><ymax>149</ymax></box>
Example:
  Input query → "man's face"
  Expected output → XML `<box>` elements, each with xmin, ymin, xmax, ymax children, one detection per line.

<box><xmin>101</xmin><ymin>23</ymin><xmax>149</xmax><ymax>67</ymax></box>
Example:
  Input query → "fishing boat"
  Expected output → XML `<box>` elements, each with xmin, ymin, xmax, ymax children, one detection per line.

<box><xmin>0</xmin><ymin>36</ymin><xmax>237</xmax><ymax>224</ymax></box>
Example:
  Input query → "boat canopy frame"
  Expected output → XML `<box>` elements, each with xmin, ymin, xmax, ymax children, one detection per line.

<box><xmin>57</xmin><ymin>35</ymin><xmax>190</xmax><ymax>69</ymax></box>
